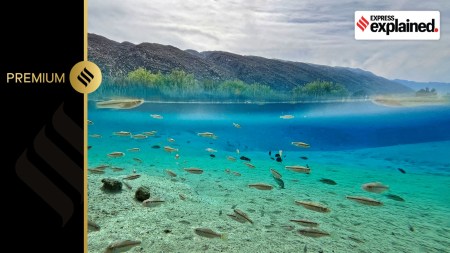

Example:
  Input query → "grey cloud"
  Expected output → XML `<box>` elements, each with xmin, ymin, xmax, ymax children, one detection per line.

<box><xmin>89</xmin><ymin>0</ymin><xmax>450</xmax><ymax>82</ymax></box>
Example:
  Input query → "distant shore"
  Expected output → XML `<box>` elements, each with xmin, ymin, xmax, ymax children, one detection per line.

<box><xmin>372</xmin><ymin>95</ymin><xmax>450</xmax><ymax>107</ymax></box>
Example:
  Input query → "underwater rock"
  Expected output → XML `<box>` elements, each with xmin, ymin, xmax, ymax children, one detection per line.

<box><xmin>101</xmin><ymin>178</ymin><xmax>122</xmax><ymax>192</ymax></box>
<box><xmin>135</xmin><ymin>186</ymin><xmax>151</xmax><ymax>202</ymax></box>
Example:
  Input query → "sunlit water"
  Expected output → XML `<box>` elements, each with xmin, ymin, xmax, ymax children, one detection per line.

<box><xmin>88</xmin><ymin>101</ymin><xmax>450</xmax><ymax>253</ymax></box>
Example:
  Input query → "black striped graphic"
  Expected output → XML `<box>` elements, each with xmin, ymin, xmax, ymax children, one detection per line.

<box><xmin>76</xmin><ymin>67</ymin><xmax>94</xmax><ymax>86</ymax></box>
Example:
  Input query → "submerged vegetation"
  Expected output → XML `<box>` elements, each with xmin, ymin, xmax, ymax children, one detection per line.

<box><xmin>92</xmin><ymin>67</ymin><xmax>357</xmax><ymax>102</ymax></box>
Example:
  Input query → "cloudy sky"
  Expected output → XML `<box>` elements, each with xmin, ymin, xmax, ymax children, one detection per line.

<box><xmin>89</xmin><ymin>0</ymin><xmax>449</xmax><ymax>82</ymax></box>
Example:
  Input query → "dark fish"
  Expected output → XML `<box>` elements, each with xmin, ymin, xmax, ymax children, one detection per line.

<box><xmin>88</xmin><ymin>145</ymin><xmax>92</xmax><ymax>150</ymax></box>
<box><xmin>385</xmin><ymin>193</ymin><xmax>405</xmax><ymax>202</ymax></box>
<box><xmin>270</xmin><ymin>157</ymin><xmax>274</xmax><ymax>160</ymax></box>
<box><xmin>398</xmin><ymin>168</ymin><xmax>406</xmax><ymax>174</ymax></box>
<box><xmin>300</xmin><ymin>156</ymin><xmax>308</xmax><ymax>160</ymax></box>
<box><xmin>276</xmin><ymin>157</ymin><xmax>282</xmax><ymax>162</ymax></box>
<box><xmin>409</xmin><ymin>224</ymin><xmax>414</xmax><ymax>232</ymax></box>
<box><xmin>269</xmin><ymin>151</ymin><xmax>272</xmax><ymax>156</ymax></box>
<box><xmin>275</xmin><ymin>154</ymin><xmax>280</xmax><ymax>158</ymax></box>
<box><xmin>273</xmin><ymin>177</ymin><xmax>285</xmax><ymax>189</ymax></box>
<box><xmin>151</xmin><ymin>145</ymin><xmax>161</xmax><ymax>149</ymax></box>
<box><xmin>240</xmin><ymin>156</ymin><xmax>251</xmax><ymax>162</ymax></box>
<box><xmin>319</xmin><ymin>178</ymin><xmax>337</xmax><ymax>185</ymax></box>
<box><xmin>210</xmin><ymin>154</ymin><xmax>216</xmax><ymax>158</ymax></box>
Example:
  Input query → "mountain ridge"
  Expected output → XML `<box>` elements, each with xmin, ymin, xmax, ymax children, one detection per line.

<box><xmin>88</xmin><ymin>33</ymin><xmax>412</xmax><ymax>95</ymax></box>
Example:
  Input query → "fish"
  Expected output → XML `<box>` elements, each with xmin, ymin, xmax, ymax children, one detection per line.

<box><xmin>276</xmin><ymin>157</ymin><xmax>282</xmax><ymax>162</ymax></box>
<box><xmin>111</xmin><ymin>167</ymin><xmax>124</xmax><ymax>172</ymax></box>
<box><xmin>236</xmin><ymin>149</ymin><xmax>240</xmax><ymax>154</ymax></box>
<box><xmin>226</xmin><ymin>156</ymin><xmax>236</xmax><ymax>162</ymax></box>
<box><xmin>409</xmin><ymin>224</ymin><xmax>415</xmax><ymax>232</ymax></box>
<box><xmin>179</xmin><ymin>194</ymin><xmax>186</xmax><ymax>200</ymax></box>
<box><xmin>107</xmin><ymin>152</ymin><xmax>125</xmax><ymax>158</ymax></box>
<box><xmin>88</xmin><ymin>145</ymin><xmax>92</xmax><ymax>150</ymax></box>
<box><xmin>227</xmin><ymin>213</ymin><xmax>247</xmax><ymax>223</ymax></box>
<box><xmin>291</xmin><ymin>142</ymin><xmax>310</xmax><ymax>148</ymax></box>
<box><xmin>297</xmin><ymin>229</ymin><xmax>330</xmax><ymax>238</ymax></box>
<box><xmin>224</xmin><ymin>168</ymin><xmax>231</xmax><ymax>173</ymax></box>
<box><xmin>300</xmin><ymin>156</ymin><xmax>308</xmax><ymax>160</ymax></box>
<box><xmin>132</xmin><ymin>157</ymin><xmax>142</xmax><ymax>163</ymax></box>
<box><xmin>279</xmin><ymin>150</ymin><xmax>283</xmax><ymax>157</ymax></box>
<box><xmin>194</xmin><ymin>228</ymin><xmax>226</xmax><ymax>239</ymax></box>
<box><xmin>248</xmin><ymin>183</ymin><xmax>273</xmax><ymax>190</ymax></box>
<box><xmin>142</xmin><ymin>198</ymin><xmax>165</xmax><ymax>207</ymax></box>
<box><xmin>96</xmin><ymin>99</ymin><xmax>144</xmax><ymax>109</ymax></box>
<box><xmin>122</xmin><ymin>180</ymin><xmax>132</xmax><ymax>190</ymax></box>
<box><xmin>165</xmin><ymin>169</ymin><xmax>177</xmax><ymax>177</ymax></box>
<box><xmin>104</xmin><ymin>239</ymin><xmax>142</xmax><ymax>253</ymax></box>
<box><xmin>87</xmin><ymin>120</ymin><xmax>94</xmax><ymax>125</ymax></box>
<box><xmin>210</xmin><ymin>154</ymin><xmax>216</xmax><ymax>158</ymax></box>
<box><xmin>240</xmin><ymin>156</ymin><xmax>251</xmax><ymax>162</ymax></box>
<box><xmin>184</xmin><ymin>168</ymin><xmax>204</xmax><ymax>174</ymax></box>
<box><xmin>197</xmin><ymin>132</ymin><xmax>217</xmax><ymax>139</ymax></box>
<box><xmin>384</xmin><ymin>193</ymin><xmax>405</xmax><ymax>202</ymax></box>
<box><xmin>89</xmin><ymin>134</ymin><xmax>102</xmax><ymax>138</ymax></box>
<box><xmin>113</xmin><ymin>131</ymin><xmax>132</xmax><ymax>136</ymax></box>
<box><xmin>273</xmin><ymin>177</ymin><xmax>285</xmax><ymax>189</ymax></box>
<box><xmin>175</xmin><ymin>154</ymin><xmax>180</xmax><ymax>159</ymax></box>
<box><xmin>232</xmin><ymin>171</ymin><xmax>241</xmax><ymax>177</ymax></box>
<box><xmin>151</xmin><ymin>145</ymin><xmax>161</xmax><ymax>149</ymax></box>
<box><xmin>346</xmin><ymin>196</ymin><xmax>383</xmax><ymax>206</ymax></box>
<box><xmin>319</xmin><ymin>178</ymin><xmax>337</xmax><ymax>185</ymax></box>
<box><xmin>93</xmin><ymin>164</ymin><xmax>110</xmax><ymax>170</ymax></box>
<box><xmin>285</xmin><ymin>165</ymin><xmax>311</xmax><ymax>174</ymax></box>
<box><xmin>123</xmin><ymin>174</ymin><xmax>141</xmax><ymax>180</ymax></box>
<box><xmin>398</xmin><ymin>168</ymin><xmax>406</xmax><ymax>174</ymax></box>
<box><xmin>269</xmin><ymin>151</ymin><xmax>272</xmax><ymax>156</ymax></box>
<box><xmin>270</xmin><ymin>168</ymin><xmax>282</xmax><ymax>179</ymax></box>
<box><xmin>244</xmin><ymin>162</ymin><xmax>256</xmax><ymax>169</ymax></box>
<box><xmin>290</xmin><ymin>219</ymin><xmax>319</xmax><ymax>227</ymax></box>
<box><xmin>205</xmin><ymin>148</ymin><xmax>217</xmax><ymax>153</ymax></box>
<box><xmin>143</xmin><ymin>131</ymin><xmax>157</xmax><ymax>136</ymax></box>
<box><xmin>88</xmin><ymin>168</ymin><xmax>105</xmax><ymax>174</ymax></box>
<box><xmin>233</xmin><ymin>122</ymin><xmax>241</xmax><ymax>128</ymax></box>
<box><xmin>280</xmin><ymin>114</ymin><xmax>295</xmax><ymax>119</ymax></box>
<box><xmin>295</xmin><ymin>201</ymin><xmax>330</xmax><ymax>213</ymax></box>
<box><xmin>362</xmin><ymin>182</ymin><xmax>389</xmax><ymax>193</ymax></box>
<box><xmin>88</xmin><ymin>220</ymin><xmax>100</xmax><ymax>231</ymax></box>
<box><xmin>127</xmin><ymin>148</ymin><xmax>140</xmax><ymax>152</ymax></box>
<box><xmin>132</xmin><ymin>134</ymin><xmax>148</xmax><ymax>139</ymax></box>
<box><xmin>233</xmin><ymin>209</ymin><xmax>253</xmax><ymax>224</ymax></box>
<box><xmin>164</xmin><ymin>146</ymin><xmax>179</xmax><ymax>153</ymax></box>
<box><xmin>150</xmin><ymin>114</ymin><xmax>163</xmax><ymax>119</ymax></box>
<box><xmin>167</xmin><ymin>138</ymin><xmax>175</xmax><ymax>142</ymax></box>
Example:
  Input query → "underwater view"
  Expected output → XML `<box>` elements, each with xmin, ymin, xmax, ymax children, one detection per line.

<box><xmin>87</xmin><ymin>100</ymin><xmax>450</xmax><ymax>253</ymax></box>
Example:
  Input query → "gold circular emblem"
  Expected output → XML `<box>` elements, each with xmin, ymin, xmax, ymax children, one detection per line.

<box><xmin>69</xmin><ymin>61</ymin><xmax>102</xmax><ymax>94</ymax></box>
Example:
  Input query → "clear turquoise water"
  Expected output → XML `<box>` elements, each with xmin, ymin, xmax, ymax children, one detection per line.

<box><xmin>88</xmin><ymin>101</ymin><xmax>450</xmax><ymax>253</ymax></box>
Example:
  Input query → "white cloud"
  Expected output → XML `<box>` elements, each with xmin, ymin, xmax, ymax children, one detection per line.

<box><xmin>89</xmin><ymin>0</ymin><xmax>450</xmax><ymax>82</ymax></box>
